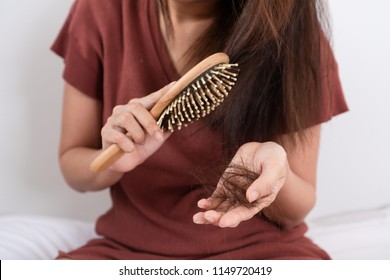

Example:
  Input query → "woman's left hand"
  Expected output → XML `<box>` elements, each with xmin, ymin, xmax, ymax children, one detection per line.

<box><xmin>193</xmin><ymin>142</ymin><xmax>290</xmax><ymax>228</ymax></box>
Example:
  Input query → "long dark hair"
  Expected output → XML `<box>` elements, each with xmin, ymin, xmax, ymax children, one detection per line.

<box><xmin>158</xmin><ymin>0</ymin><xmax>331</xmax><ymax>155</ymax></box>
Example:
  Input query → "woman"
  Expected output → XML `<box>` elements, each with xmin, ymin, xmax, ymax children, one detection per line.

<box><xmin>52</xmin><ymin>0</ymin><xmax>348</xmax><ymax>259</ymax></box>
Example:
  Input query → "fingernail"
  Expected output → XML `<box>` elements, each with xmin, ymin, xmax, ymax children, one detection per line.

<box><xmin>193</xmin><ymin>216</ymin><xmax>204</xmax><ymax>224</ymax></box>
<box><xmin>197</xmin><ymin>199</ymin><xmax>207</xmax><ymax>209</ymax></box>
<box><xmin>248</xmin><ymin>191</ymin><xmax>259</xmax><ymax>203</ymax></box>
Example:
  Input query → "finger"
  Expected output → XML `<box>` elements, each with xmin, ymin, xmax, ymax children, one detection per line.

<box><xmin>246</xmin><ymin>163</ymin><xmax>282</xmax><ymax>203</ymax></box>
<box><xmin>113</xmin><ymin>112</ymin><xmax>146</xmax><ymax>144</ymax></box>
<box><xmin>193</xmin><ymin>212</ymin><xmax>214</xmax><ymax>225</ymax></box>
<box><xmin>218</xmin><ymin>205</ymin><xmax>261</xmax><ymax>228</ymax></box>
<box><xmin>193</xmin><ymin>210</ymin><xmax>223</xmax><ymax>226</ymax></box>
<box><xmin>192</xmin><ymin>212</ymin><xmax>205</xmax><ymax>224</ymax></box>
<box><xmin>204</xmin><ymin>210</ymin><xmax>223</xmax><ymax>224</ymax></box>
<box><xmin>112</xmin><ymin>102</ymin><xmax>163</xmax><ymax>142</ymax></box>
<box><xmin>197</xmin><ymin>176</ymin><xmax>233</xmax><ymax>210</ymax></box>
<box><xmin>197</xmin><ymin>196</ymin><xmax>224</xmax><ymax>210</ymax></box>
<box><xmin>112</xmin><ymin>82</ymin><xmax>176</xmax><ymax>142</ymax></box>
<box><xmin>102</xmin><ymin>127</ymin><xmax>135</xmax><ymax>153</ymax></box>
<box><xmin>134</xmin><ymin>81</ymin><xmax>176</xmax><ymax>110</ymax></box>
<box><xmin>126</xmin><ymin>102</ymin><xmax>164</xmax><ymax>142</ymax></box>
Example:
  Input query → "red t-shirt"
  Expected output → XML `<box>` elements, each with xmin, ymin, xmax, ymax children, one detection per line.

<box><xmin>52</xmin><ymin>0</ymin><xmax>347</xmax><ymax>259</ymax></box>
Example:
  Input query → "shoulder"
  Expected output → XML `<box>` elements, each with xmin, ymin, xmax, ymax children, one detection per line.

<box><xmin>67</xmin><ymin>0</ymin><xmax>145</xmax><ymax>40</ymax></box>
<box><xmin>69</xmin><ymin>0</ymin><xmax>143</xmax><ymax>21</ymax></box>
<box><xmin>68</xmin><ymin>0</ymin><xmax>121</xmax><ymax>29</ymax></box>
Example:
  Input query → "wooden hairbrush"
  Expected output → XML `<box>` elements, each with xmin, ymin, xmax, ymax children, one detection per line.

<box><xmin>90</xmin><ymin>52</ymin><xmax>239</xmax><ymax>173</ymax></box>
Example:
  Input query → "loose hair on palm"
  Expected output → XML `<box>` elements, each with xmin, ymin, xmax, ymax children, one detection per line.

<box><xmin>211</xmin><ymin>164</ymin><xmax>260</xmax><ymax>208</ymax></box>
<box><xmin>200</xmin><ymin>162</ymin><xmax>260</xmax><ymax>209</ymax></box>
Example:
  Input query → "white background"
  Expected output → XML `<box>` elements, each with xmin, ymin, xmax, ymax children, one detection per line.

<box><xmin>0</xmin><ymin>0</ymin><xmax>389</xmax><ymax>222</ymax></box>
<box><xmin>2</xmin><ymin>260</ymin><xmax>390</xmax><ymax>280</ymax></box>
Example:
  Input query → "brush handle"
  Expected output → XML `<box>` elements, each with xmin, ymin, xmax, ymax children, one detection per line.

<box><xmin>90</xmin><ymin>144</ymin><xmax>124</xmax><ymax>173</ymax></box>
<box><xmin>90</xmin><ymin>53</ymin><xmax>229</xmax><ymax>173</ymax></box>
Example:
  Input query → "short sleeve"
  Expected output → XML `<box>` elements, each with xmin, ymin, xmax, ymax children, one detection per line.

<box><xmin>51</xmin><ymin>0</ymin><xmax>103</xmax><ymax>100</ymax></box>
<box><xmin>315</xmin><ymin>36</ymin><xmax>349</xmax><ymax>124</ymax></box>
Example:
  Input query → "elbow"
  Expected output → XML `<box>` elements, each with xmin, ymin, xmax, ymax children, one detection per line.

<box><xmin>278</xmin><ymin>216</ymin><xmax>308</xmax><ymax>230</ymax></box>
<box><xmin>63</xmin><ymin>177</ymin><xmax>88</xmax><ymax>193</ymax></box>
<box><xmin>286</xmin><ymin>199</ymin><xmax>317</xmax><ymax>230</ymax></box>
<box><xmin>60</xmin><ymin>171</ymin><xmax>87</xmax><ymax>193</ymax></box>
<box><xmin>274</xmin><ymin>213</ymin><xmax>311</xmax><ymax>230</ymax></box>
<box><xmin>58</xmin><ymin>154</ymin><xmax>88</xmax><ymax>193</ymax></box>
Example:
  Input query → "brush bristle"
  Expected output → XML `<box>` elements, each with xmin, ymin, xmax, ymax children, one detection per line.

<box><xmin>157</xmin><ymin>63</ymin><xmax>239</xmax><ymax>132</ymax></box>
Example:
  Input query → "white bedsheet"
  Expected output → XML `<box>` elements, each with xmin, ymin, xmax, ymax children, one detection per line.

<box><xmin>0</xmin><ymin>215</ymin><xmax>96</xmax><ymax>260</ymax></box>
<box><xmin>1</xmin><ymin>206</ymin><xmax>389</xmax><ymax>260</ymax></box>
<box><xmin>306</xmin><ymin>205</ymin><xmax>390</xmax><ymax>259</ymax></box>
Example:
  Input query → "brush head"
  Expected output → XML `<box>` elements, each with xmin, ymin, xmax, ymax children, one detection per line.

<box><xmin>90</xmin><ymin>53</ymin><xmax>239</xmax><ymax>173</ymax></box>
<box><xmin>156</xmin><ymin>62</ymin><xmax>239</xmax><ymax>132</ymax></box>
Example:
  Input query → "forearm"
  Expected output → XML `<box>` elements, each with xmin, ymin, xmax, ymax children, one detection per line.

<box><xmin>262</xmin><ymin>168</ymin><xmax>316</xmax><ymax>229</ymax></box>
<box><xmin>60</xmin><ymin>147</ymin><xmax>124</xmax><ymax>192</ymax></box>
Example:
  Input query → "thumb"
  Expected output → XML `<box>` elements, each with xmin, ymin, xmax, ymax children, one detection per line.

<box><xmin>136</xmin><ymin>81</ymin><xmax>176</xmax><ymax>110</ymax></box>
<box><xmin>246</xmin><ymin>160</ymin><xmax>287</xmax><ymax>204</ymax></box>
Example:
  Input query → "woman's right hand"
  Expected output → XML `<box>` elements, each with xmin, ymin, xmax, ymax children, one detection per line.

<box><xmin>101</xmin><ymin>82</ymin><xmax>175</xmax><ymax>173</ymax></box>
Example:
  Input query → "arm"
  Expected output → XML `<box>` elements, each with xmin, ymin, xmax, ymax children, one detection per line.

<box><xmin>261</xmin><ymin>126</ymin><xmax>320</xmax><ymax>228</ymax></box>
<box><xmin>59</xmin><ymin>83</ymin><xmax>123</xmax><ymax>191</ymax></box>
<box><xmin>193</xmin><ymin>125</ymin><xmax>321</xmax><ymax>229</ymax></box>
<box><xmin>59</xmin><ymin>82</ymin><xmax>173</xmax><ymax>192</ymax></box>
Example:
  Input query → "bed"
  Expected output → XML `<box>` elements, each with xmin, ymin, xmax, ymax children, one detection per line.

<box><xmin>1</xmin><ymin>205</ymin><xmax>389</xmax><ymax>259</ymax></box>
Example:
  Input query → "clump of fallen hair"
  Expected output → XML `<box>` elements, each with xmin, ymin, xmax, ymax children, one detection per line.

<box><xmin>203</xmin><ymin>163</ymin><xmax>260</xmax><ymax>209</ymax></box>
